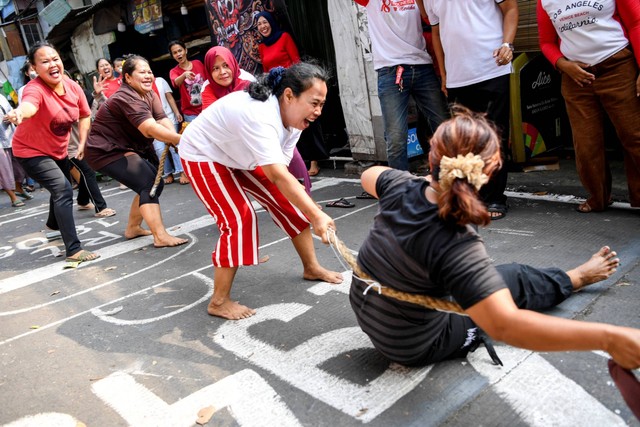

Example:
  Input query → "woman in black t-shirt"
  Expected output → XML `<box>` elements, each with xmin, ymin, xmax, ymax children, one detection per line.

<box><xmin>350</xmin><ymin>106</ymin><xmax>640</xmax><ymax>371</ymax></box>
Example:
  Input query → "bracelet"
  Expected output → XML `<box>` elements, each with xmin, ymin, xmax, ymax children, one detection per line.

<box><xmin>501</xmin><ymin>42</ymin><xmax>515</xmax><ymax>52</ymax></box>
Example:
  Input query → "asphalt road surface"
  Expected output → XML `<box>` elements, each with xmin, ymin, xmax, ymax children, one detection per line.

<box><xmin>1</xmin><ymin>169</ymin><xmax>639</xmax><ymax>427</ymax></box>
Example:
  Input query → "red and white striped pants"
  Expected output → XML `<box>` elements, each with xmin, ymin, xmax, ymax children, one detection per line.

<box><xmin>182</xmin><ymin>159</ymin><xmax>310</xmax><ymax>268</ymax></box>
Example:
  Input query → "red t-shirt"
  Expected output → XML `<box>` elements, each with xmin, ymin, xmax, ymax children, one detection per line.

<box><xmin>259</xmin><ymin>33</ymin><xmax>300</xmax><ymax>71</ymax></box>
<box><xmin>200</xmin><ymin>85</ymin><xmax>217</xmax><ymax>110</ymax></box>
<box><xmin>169</xmin><ymin>60</ymin><xmax>206</xmax><ymax>117</ymax></box>
<box><xmin>102</xmin><ymin>77</ymin><xmax>121</xmax><ymax>98</ymax></box>
<box><xmin>12</xmin><ymin>77</ymin><xmax>90</xmax><ymax>160</ymax></box>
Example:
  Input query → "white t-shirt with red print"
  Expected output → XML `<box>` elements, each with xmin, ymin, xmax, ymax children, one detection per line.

<box><xmin>355</xmin><ymin>0</ymin><xmax>433</xmax><ymax>70</ymax></box>
<box><xmin>538</xmin><ymin>0</ymin><xmax>630</xmax><ymax>66</ymax></box>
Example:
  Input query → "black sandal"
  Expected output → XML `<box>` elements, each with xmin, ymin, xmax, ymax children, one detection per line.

<box><xmin>487</xmin><ymin>203</ymin><xmax>508</xmax><ymax>220</ymax></box>
<box><xmin>326</xmin><ymin>197</ymin><xmax>355</xmax><ymax>208</ymax></box>
<box><xmin>356</xmin><ymin>191</ymin><xmax>376</xmax><ymax>199</ymax></box>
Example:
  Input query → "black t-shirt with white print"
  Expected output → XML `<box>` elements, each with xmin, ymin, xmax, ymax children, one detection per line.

<box><xmin>349</xmin><ymin>169</ymin><xmax>506</xmax><ymax>366</ymax></box>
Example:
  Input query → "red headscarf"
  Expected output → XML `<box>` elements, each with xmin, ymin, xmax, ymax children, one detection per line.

<box><xmin>204</xmin><ymin>46</ymin><xmax>251</xmax><ymax>100</ymax></box>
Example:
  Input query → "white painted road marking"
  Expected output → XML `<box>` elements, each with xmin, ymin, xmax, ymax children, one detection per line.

<box><xmin>468</xmin><ymin>346</ymin><xmax>626</xmax><ymax>426</ymax></box>
<box><xmin>214</xmin><ymin>303</ymin><xmax>432</xmax><ymax>422</ymax></box>
<box><xmin>0</xmin><ymin>216</ymin><xmax>214</xmax><ymax>294</ymax></box>
<box><xmin>92</xmin><ymin>370</ymin><xmax>302</xmax><ymax>426</ymax></box>
<box><xmin>91</xmin><ymin>272</ymin><xmax>213</xmax><ymax>325</ymax></box>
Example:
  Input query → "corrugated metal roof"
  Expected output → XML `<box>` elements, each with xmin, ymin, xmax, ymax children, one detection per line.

<box><xmin>45</xmin><ymin>0</ymin><xmax>120</xmax><ymax>46</ymax></box>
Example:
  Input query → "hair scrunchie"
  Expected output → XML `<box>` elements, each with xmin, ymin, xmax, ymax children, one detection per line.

<box><xmin>439</xmin><ymin>152</ymin><xmax>489</xmax><ymax>191</ymax></box>
<box><xmin>267</xmin><ymin>66</ymin><xmax>286</xmax><ymax>90</ymax></box>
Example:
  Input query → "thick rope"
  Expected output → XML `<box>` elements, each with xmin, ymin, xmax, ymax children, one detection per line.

<box><xmin>150</xmin><ymin>143</ymin><xmax>170</xmax><ymax>198</ymax></box>
<box><xmin>326</xmin><ymin>229</ymin><xmax>467</xmax><ymax>315</ymax></box>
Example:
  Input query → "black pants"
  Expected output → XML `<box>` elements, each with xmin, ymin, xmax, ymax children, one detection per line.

<box><xmin>297</xmin><ymin>119</ymin><xmax>328</xmax><ymax>162</ymax></box>
<box><xmin>447</xmin><ymin>74</ymin><xmax>510</xmax><ymax>206</ymax></box>
<box><xmin>70</xmin><ymin>157</ymin><xmax>107</xmax><ymax>212</ymax></box>
<box><xmin>99</xmin><ymin>154</ymin><xmax>162</xmax><ymax>205</ymax></box>
<box><xmin>351</xmin><ymin>262</ymin><xmax>573</xmax><ymax>367</ymax></box>
<box><xmin>443</xmin><ymin>262</ymin><xmax>573</xmax><ymax>364</ymax></box>
<box><xmin>17</xmin><ymin>156</ymin><xmax>81</xmax><ymax>257</ymax></box>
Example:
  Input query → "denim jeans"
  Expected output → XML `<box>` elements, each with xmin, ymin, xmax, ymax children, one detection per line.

<box><xmin>377</xmin><ymin>64</ymin><xmax>448</xmax><ymax>170</ymax></box>
<box><xmin>17</xmin><ymin>156</ymin><xmax>81</xmax><ymax>257</ymax></box>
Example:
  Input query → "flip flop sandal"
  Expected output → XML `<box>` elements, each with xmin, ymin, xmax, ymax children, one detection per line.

<box><xmin>16</xmin><ymin>192</ymin><xmax>34</xmax><ymax>200</ymax></box>
<box><xmin>65</xmin><ymin>250</ymin><xmax>100</xmax><ymax>263</ymax></box>
<box><xmin>94</xmin><ymin>208</ymin><xmax>116</xmax><ymax>218</ymax></box>
<box><xmin>46</xmin><ymin>230</ymin><xmax>62</xmax><ymax>241</ymax></box>
<box><xmin>78</xmin><ymin>203</ymin><xmax>95</xmax><ymax>211</ymax></box>
<box><xmin>576</xmin><ymin>202</ymin><xmax>592</xmax><ymax>213</ymax></box>
<box><xmin>487</xmin><ymin>203</ymin><xmax>508</xmax><ymax>220</ymax></box>
<box><xmin>64</xmin><ymin>250</ymin><xmax>100</xmax><ymax>268</ymax></box>
<box><xmin>11</xmin><ymin>200</ymin><xmax>25</xmax><ymax>207</ymax></box>
<box><xmin>356</xmin><ymin>191</ymin><xmax>376</xmax><ymax>199</ymax></box>
<box><xmin>326</xmin><ymin>197</ymin><xmax>355</xmax><ymax>208</ymax></box>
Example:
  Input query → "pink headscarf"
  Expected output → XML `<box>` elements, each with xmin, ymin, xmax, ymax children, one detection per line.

<box><xmin>204</xmin><ymin>46</ymin><xmax>250</xmax><ymax>100</ymax></box>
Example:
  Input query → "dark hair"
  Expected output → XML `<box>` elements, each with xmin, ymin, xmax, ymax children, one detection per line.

<box><xmin>248</xmin><ymin>62</ymin><xmax>330</xmax><ymax>102</ymax></box>
<box><xmin>95</xmin><ymin>57</ymin><xmax>112</xmax><ymax>70</ymax></box>
<box><xmin>114</xmin><ymin>57</ymin><xmax>124</xmax><ymax>64</ymax></box>
<box><xmin>121</xmin><ymin>54</ymin><xmax>149</xmax><ymax>80</ymax></box>
<box><xmin>429</xmin><ymin>105</ymin><xmax>502</xmax><ymax>227</ymax></box>
<box><xmin>27</xmin><ymin>41</ymin><xmax>56</xmax><ymax>65</ymax></box>
<box><xmin>168</xmin><ymin>40</ymin><xmax>186</xmax><ymax>52</ymax></box>
<box><xmin>20</xmin><ymin>60</ymin><xmax>31</xmax><ymax>76</ymax></box>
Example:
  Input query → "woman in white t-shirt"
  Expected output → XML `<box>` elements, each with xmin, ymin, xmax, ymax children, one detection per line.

<box><xmin>180</xmin><ymin>62</ymin><xmax>343</xmax><ymax>320</ymax></box>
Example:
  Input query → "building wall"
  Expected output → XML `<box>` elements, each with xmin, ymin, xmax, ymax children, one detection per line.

<box><xmin>328</xmin><ymin>1</ymin><xmax>383</xmax><ymax>160</ymax></box>
<box><xmin>70</xmin><ymin>19</ymin><xmax>115</xmax><ymax>75</ymax></box>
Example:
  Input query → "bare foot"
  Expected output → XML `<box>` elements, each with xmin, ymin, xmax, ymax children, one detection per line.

<box><xmin>124</xmin><ymin>226</ymin><xmax>153</xmax><ymax>240</ymax></box>
<box><xmin>303</xmin><ymin>266</ymin><xmax>343</xmax><ymax>284</ymax></box>
<box><xmin>568</xmin><ymin>246</ymin><xmax>620</xmax><ymax>291</ymax></box>
<box><xmin>308</xmin><ymin>161</ymin><xmax>320</xmax><ymax>177</ymax></box>
<box><xmin>207</xmin><ymin>299</ymin><xmax>256</xmax><ymax>320</ymax></box>
<box><xmin>154</xmin><ymin>235</ymin><xmax>189</xmax><ymax>248</ymax></box>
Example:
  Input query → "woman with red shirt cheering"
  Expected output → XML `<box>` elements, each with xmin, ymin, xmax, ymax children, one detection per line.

<box><xmin>257</xmin><ymin>11</ymin><xmax>324</xmax><ymax>191</ymax></box>
<box><xmin>257</xmin><ymin>11</ymin><xmax>300</xmax><ymax>71</ymax></box>
<box><xmin>93</xmin><ymin>58</ymin><xmax>121</xmax><ymax>100</ymax></box>
<box><xmin>168</xmin><ymin>40</ymin><xmax>206</xmax><ymax>122</ymax></box>
<box><xmin>4</xmin><ymin>42</ymin><xmax>97</xmax><ymax>264</ymax></box>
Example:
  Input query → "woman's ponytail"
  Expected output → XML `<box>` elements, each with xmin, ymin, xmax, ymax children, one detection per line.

<box><xmin>248</xmin><ymin>66</ymin><xmax>286</xmax><ymax>101</ymax></box>
<box><xmin>429</xmin><ymin>105</ymin><xmax>502</xmax><ymax>227</ymax></box>
<box><xmin>248</xmin><ymin>62</ymin><xmax>329</xmax><ymax>102</ymax></box>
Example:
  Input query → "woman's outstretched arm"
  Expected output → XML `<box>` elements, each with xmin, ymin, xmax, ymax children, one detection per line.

<box><xmin>467</xmin><ymin>289</ymin><xmax>640</xmax><ymax>369</ymax></box>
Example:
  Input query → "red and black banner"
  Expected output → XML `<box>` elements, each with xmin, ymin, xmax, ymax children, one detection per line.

<box><xmin>204</xmin><ymin>0</ymin><xmax>291</xmax><ymax>76</ymax></box>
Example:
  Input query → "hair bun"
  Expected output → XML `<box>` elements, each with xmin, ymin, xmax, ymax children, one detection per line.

<box><xmin>267</xmin><ymin>66</ymin><xmax>286</xmax><ymax>90</ymax></box>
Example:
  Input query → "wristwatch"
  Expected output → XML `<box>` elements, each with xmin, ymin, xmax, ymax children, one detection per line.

<box><xmin>501</xmin><ymin>42</ymin><xmax>515</xmax><ymax>52</ymax></box>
